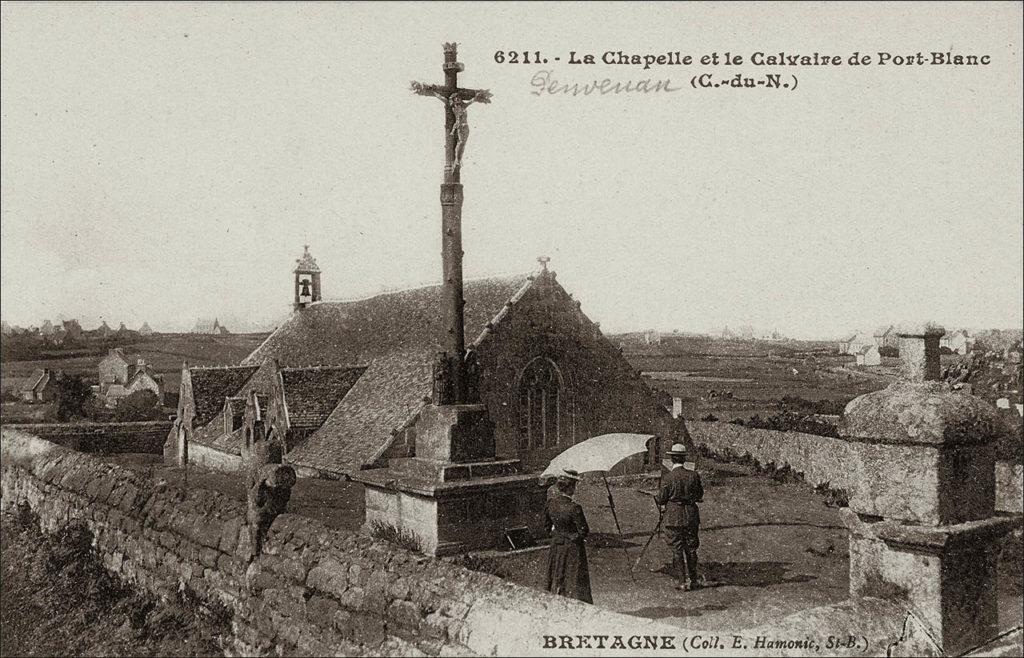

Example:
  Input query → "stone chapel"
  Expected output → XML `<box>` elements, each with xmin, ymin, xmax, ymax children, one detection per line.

<box><xmin>166</xmin><ymin>247</ymin><xmax>688</xmax><ymax>478</ymax></box>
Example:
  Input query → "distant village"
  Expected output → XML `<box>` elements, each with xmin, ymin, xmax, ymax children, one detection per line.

<box><xmin>0</xmin><ymin>316</ymin><xmax>237</xmax><ymax>416</ymax></box>
<box><xmin>1</xmin><ymin>317</ymin><xmax>232</xmax><ymax>343</ymax></box>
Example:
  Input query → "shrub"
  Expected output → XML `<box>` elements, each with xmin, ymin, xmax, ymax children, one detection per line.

<box><xmin>115</xmin><ymin>390</ymin><xmax>161</xmax><ymax>421</ymax></box>
<box><xmin>369</xmin><ymin>520</ymin><xmax>423</xmax><ymax>553</ymax></box>
<box><xmin>744</xmin><ymin>411</ymin><xmax>839</xmax><ymax>438</ymax></box>
<box><xmin>55</xmin><ymin>374</ymin><xmax>94</xmax><ymax>421</ymax></box>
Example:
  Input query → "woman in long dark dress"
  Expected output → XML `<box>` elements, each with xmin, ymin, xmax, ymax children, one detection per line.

<box><xmin>544</xmin><ymin>470</ymin><xmax>593</xmax><ymax>604</ymax></box>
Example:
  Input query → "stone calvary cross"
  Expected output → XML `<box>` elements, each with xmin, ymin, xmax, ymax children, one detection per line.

<box><xmin>411</xmin><ymin>43</ymin><xmax>492</xmax><ymax>405</ymax></box>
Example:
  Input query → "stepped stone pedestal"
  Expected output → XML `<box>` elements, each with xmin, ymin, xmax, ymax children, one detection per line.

<box><xmin>839</xmin><ymin>325</ymin><xmax>1021</xmax><ymax>656</ymax></box>
<box><xmin>354</xmin><ymin>404</ymin><xmax>548</xmax><ymax>556</ymax></box>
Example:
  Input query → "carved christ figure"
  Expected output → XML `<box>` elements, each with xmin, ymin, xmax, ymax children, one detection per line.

<box><xmin>411</xmin><ymin>82</ymin><xmax>492</xmax><ymax>170</ymax></box>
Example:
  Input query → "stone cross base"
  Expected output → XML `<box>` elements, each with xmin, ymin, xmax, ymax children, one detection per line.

<box><xmin>354</xmin><ymin>403</ymin><xmax>548</xmax><ymax>555</ymax></box>
<box><xmin>415</xmin><ymin>404</ymin><xmax>495</xmax><ymax>462</ymax></box>
<box><xmin>357</xmin><ymin>471</ymin><xmax>548</xmax><ymax>555</ymax></box>
<box><xmin>842</xmin><ymin>509</ymin><xmax>1017</xmax><ymax>655</ymax></box>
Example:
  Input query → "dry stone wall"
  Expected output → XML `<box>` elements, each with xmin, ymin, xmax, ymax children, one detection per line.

<box><xmin>687</xmin><ymin>421</ymin><xmax>1022</xmax><ymax>514</ymax></box>
<box><xmin>0</xmin><ymin>430</ymin><xmax>687</xmax><ymax>656</ymax></box>
<box><xmin>0</xmin><ymin>421</ymin><xmax>171</xmax><ymax>455</ymax></box>
<box><xmin>0</xmin><ymin>429</ymin><xmax>930</xmax><ymax>656</ymax></box>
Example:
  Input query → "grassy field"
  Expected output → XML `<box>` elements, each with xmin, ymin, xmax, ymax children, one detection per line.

<box><xmin>617</xmin><ymin>335</ymin><xmax>893</xmax><ymax>420</ymax></box>
<box><xmin>0</xmin><ymin>333</ymin><xmax>269</xmax><ymax>394</ymax></box>
<box><xmin>1</xmin><ymin>509</ymin><xmax>231</xmax><ymax>656</ymax></box>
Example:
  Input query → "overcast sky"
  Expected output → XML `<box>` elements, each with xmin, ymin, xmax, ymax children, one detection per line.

<box><xmin>2</xmin><ymin>2</ymin><xmax>1021</xmax><ymax>337</ymax></box>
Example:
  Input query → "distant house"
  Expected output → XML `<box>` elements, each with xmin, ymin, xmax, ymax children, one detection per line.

<box><xmin>98</xmin><ymin>348</ymin><xmax>164</xmax><ymax>407</ymax></box>
<box><xmin>94</xmin><ymin>321</ymin><xmax>113</xmax><ymax>338</ymax></box>
<box><xmin>124</xmin><ymin>359</ymin><xmax>164</xmax><ymax>405</ymax></box>
<box><xmin>192</xmin><ymin>318</ymin><xmax>229</xmax><ymax>335</ymax></box>
<box><xmin>841</xmin><ymin>331</ymin><xmax>874</xmax><ymax>355</ymax></box>
<box><xmin>643</xmin><ymin>329</ymin><xmax>662</xmax><ymax>345</ymax></box>
<box><xmin>720</xmin><ymin>326</ymin><xmax>737</xmax><ymax>339</ymax></box>
<box><xmin>873</xmin><ymin>325</ymin><xmax>899</xmax><ymax>349</ymax></box>
<box><xmin>40</xmin><ymin>319</ymin><xmax>54</xmax><ymax>336</ymax></box>
<box><xmin>855</xmin><ymin>344</ymin><xmax>882</xmax><ymax>367</ymax></box>
<box><xmin>99</xmin><ymin>348</ymin><xmax>132</xmax><ymax>384</ymax></box>
<box><xmin>940</xmin><ymin>329</ymin><xmax>973</xmax><ymax>355</ymax></box>
<box><xmin>62</xmin><ymin>319</ymin><xmax>83</xmax><ymax>340</ymax></box>
<box><xmin>139</xmin><ymin>322</ymin><xmax>154</xmax><ymax>336</ymax></box>
<box><xmin>51</xmin><ymin>327</ymin><xmax>68</xmax><ymax>345</ymax></box>
<box><xmin>102</xmin><ymin>384</ymin><xmax>128</xmax><ymax>406</ymax></box>
<box><xmin>20</xmin><ymin>369</ymin><xmax>59</xmax><ymax>403</ymax></box>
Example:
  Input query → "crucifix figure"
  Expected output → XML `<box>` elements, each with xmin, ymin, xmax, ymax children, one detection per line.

<box><xmin>411</xmin><ymin>86</ymin><xmax>492</xmax><ymax>170</ymax></box>
<box><xmin>411</xmin><ymin>43</ymin><xmax>493</xmax><ymax>404</ymax></box>
<box><xmin>410</xmin><ymin>43</ymin><xmax>492</xmax><ymax>177</ymax></box>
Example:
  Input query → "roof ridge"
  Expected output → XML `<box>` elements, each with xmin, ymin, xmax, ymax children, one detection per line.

<box><xmin>189</xmin><ymin>364</ymin><xmax>259</xmax><ymax>371</ymax></box>
<box><xmin>280</xmin><ymin>364</ymin><xmax>368</xmax><ymax>372</ymax></box>
<box><xmin>318</xmin><ymin>271</ymin><xmax>532</xmax><ymax>306</ymax></box>
<box><xmin>469</xmin><ymin>275</ymin><xmax>539</xmax><ymax>349</ymax></box>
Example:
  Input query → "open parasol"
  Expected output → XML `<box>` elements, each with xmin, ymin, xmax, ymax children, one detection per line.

<box><xmin>541</xmin><ymin>433</ymin><xmax>654</xmax><ymax>478</ymax></box>
<box><xmin>542</xmin><ymin>433</ymin><xmax>655</xmax><ymax>577</ymax></box>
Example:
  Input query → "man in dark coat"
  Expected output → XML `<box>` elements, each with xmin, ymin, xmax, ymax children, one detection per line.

<box><xmin>655</xmin><ymin>443</ymin><xmax>704</xmax><ymax>590</ymax></box>
<box><xmin>544</xmin><ymin>469</ymin><xmax>593</xmax><ymax>604</ymax></box>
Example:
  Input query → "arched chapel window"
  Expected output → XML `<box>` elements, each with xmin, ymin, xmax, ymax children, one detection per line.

<box><xmin>518</xmin><ymin>358</ymin><xmax>561</xmax><ymax>451</ymax></box>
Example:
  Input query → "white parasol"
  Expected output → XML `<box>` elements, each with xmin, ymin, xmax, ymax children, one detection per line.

<box><xmin>541</xmin><ymin>433</ymin><xmax>654</xmax><ymax>477</ymax></box>
<box><xmin>542</xmin><ymin>433</ymin><xmax>655</xmax><ymax>579</ymax></box>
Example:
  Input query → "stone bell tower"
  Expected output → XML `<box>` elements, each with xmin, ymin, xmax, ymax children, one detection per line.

<box><xmin>293</xmin><ymin>245</ymin><xmax>322</xmax><ymax>311</ymax></box>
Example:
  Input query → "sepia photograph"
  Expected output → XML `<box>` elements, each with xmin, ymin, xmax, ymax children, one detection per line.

<box><xmin>1</xmin><ymin>2</ymin><xmax>1021</xmax><ymax>656</ymax></box>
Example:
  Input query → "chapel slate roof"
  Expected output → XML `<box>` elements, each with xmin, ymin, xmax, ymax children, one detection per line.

<box><xmin>280</xmin><ymin>366</ymin><xmax>366</xmax><ymax>429</ymax></box>
<box><xmin>189</xmin><ymin>365</ymin><xmax>260</xmax><ymax>425</ymax></box>
<box><xmin>244</xmin><ymin>273</ymin><xmax>534</xmax><ymax>473</ymax></box>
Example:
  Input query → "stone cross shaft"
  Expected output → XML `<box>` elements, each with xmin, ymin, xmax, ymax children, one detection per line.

<box><xmin>411</xmin><ymin>43</ymin><xmax>491</xmax><ymax>404</ymax></box>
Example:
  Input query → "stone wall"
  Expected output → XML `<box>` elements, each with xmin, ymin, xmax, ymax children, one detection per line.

<box><xmin>188</xmin><ymin>441</ymin><xmax>243</xmax><ymax>473</ymax></box>
<box><xmin>0</xmin><ymin>421</ymin><xmax>171</xmax><ymax>455</ymax></box>
<box><xmin>688</xmin><ymin>421</ymin><xmax>1023</xmax><ymax>514</ymax></box>
<box><xmin>1</xmin><ymin>429</ymin><xmax>914</xmax><ymax>657</ymax></box>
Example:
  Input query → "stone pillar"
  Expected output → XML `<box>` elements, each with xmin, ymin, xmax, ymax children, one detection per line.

<box><xmin>838</xmin><ymin>327</ymin><xmax>1019</xmax><ymax>655</ymax></box>
<box><xmin>896</xmin><ymin>323</ymin><xmax>944</xmax><ymax>382</ymax></box>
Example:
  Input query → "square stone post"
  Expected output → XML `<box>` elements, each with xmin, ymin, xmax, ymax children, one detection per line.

<box><xmin>897</xmin><ymin>323</ymin><xmax>944</xmax><ymax>382</ymax></box>
<box><xmin>838</xmin><ymin>324</ymin><xmax>1020</xmax><ymax>655</ymax></box>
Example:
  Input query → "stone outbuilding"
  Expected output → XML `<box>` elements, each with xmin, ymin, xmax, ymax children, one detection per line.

<box><xmin>20</xmin><ymin>369</ymin><xmax>58</xmax><ymax>403</ymax></box>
